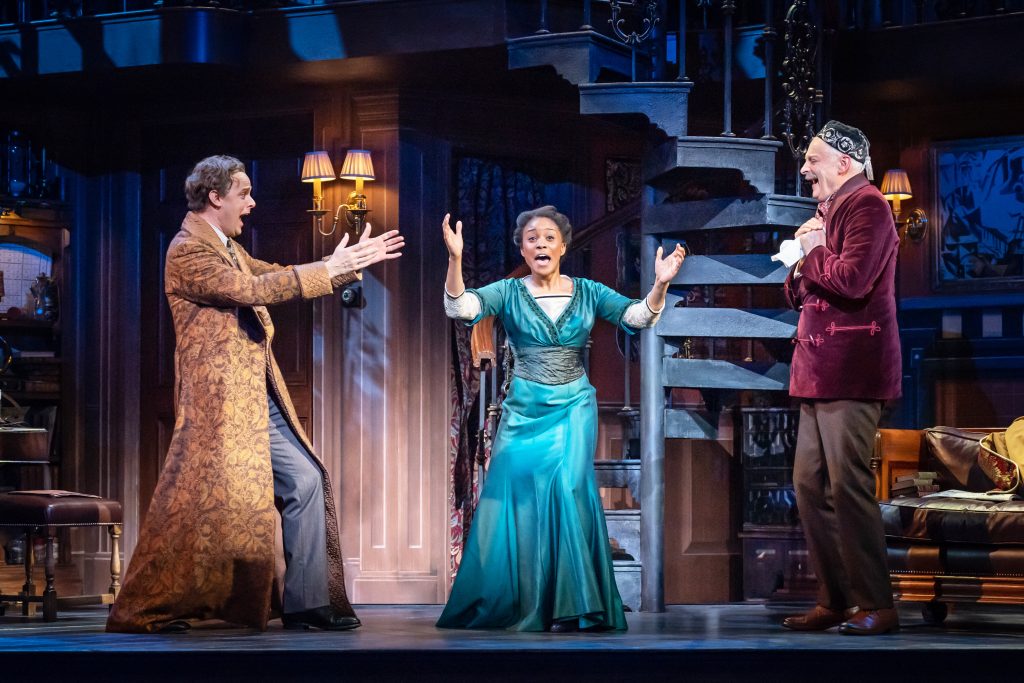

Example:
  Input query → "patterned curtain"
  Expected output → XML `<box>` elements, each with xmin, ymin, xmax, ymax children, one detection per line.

<box><xmin>447</xmin><ymin>156</ymin><xmax>545</xmax><ymax>582</ymax></box>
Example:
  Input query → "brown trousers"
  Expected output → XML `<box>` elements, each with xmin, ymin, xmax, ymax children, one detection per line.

<box><xmin>793</xmin><ymin>399</ymin><xmax>893</xmax><ymax>611</ymax></box>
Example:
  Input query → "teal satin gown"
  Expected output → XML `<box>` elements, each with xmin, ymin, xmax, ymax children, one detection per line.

<box><xmin>437</xmin><ymin>277</ymin><xmax>638</xmax><ymax>632</ymax></box>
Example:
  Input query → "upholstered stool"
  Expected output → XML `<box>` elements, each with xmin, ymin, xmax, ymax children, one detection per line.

<box><xmin>0</xmin><ymin>491</ymin><xmax>122</xmax><ymax>622</ymax></box>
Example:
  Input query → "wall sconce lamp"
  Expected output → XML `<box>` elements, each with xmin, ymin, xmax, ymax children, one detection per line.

<box><xmin>880</xmin><ymin>168</ymin><xmax>928</xmax><ymax>243</ymax></box>
<box><xmin>301</xmin><ymin>151</ymin><xmax>337</xmax><ymax>233</ymax></box>
<box><xmin>301</xmin><ymin>149</ymin><xmax>376</xmax><ymax>236</ymax></box>
<box><xmin>327</xmin><ymin>149</ymin><xmax>375</xmax><ymax>237</ymax></box>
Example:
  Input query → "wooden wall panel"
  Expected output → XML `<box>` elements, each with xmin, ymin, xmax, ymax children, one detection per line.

<box><xmin>664</xmin><ymin>436</ymin><xmax>743</xmax><ymax>603</ymax></box>
<box><xmin>337</xmin><ymin>94</ymin><xmax>451</xmax><ymax>603</ymax></box>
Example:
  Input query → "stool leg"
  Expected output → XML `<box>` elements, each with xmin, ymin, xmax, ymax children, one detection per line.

<box><xmin>43</xmin><ymin>533</ymin><xmax>57</xmax><ymax>622</ymax></box>
<box><xmin>109</xmin><ymin>524</ymin><xmax>122</xmax><ymax>600</ymax></box>
<box><xmin>22</xmin><ymin>529</ymin><xmax>34</xmax><ymax>616</ymax></box>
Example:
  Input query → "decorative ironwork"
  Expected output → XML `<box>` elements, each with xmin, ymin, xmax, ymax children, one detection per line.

<box><xmin>781</xmin><ymin>0</ymin><xmax>819</xmax><ymax>159</ymax></box>
<box><xmin>608</xmin><ymin>0</ymin><xmax>661</xmax><ymax>46</ymax></box>
<box><xmin>606</xmin><ymin>158</ymin><xmax>642</xmax><ymax>212</ymax></box>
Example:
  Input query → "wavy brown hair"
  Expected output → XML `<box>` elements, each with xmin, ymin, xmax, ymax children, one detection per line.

<box><xmin>184</xmin><ymin>155</ymin><xmax>246</xmax><ymax>211</ymax></box>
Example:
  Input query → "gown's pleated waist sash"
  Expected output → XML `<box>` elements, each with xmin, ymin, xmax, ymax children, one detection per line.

<box><xmin>511</xmin><ymin>345</ymin><xmax>585</xmax><ymax>385</ymax></box>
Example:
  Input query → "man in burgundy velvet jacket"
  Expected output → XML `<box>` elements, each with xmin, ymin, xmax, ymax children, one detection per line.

<box><xmin>781</xmin><ymin>122</ymin><xmax>902</xmax><ymax>636</ymax></box>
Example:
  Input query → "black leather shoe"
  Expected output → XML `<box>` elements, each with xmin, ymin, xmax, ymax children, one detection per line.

<box><xmin>282</xmin><ymin>606</ymin><xmax>361</xmax><ymax>631</ymax></box>
<box><xmin>156</xmin><ymin>619</ymin><xmax>191</xmax><ymax>634</ymax></box>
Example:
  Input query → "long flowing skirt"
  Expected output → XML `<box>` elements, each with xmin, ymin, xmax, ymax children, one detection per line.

<box><xmin>436</xmin><ymin>375</ymin><xmax>627</xmax><ymax>631</ymax></box>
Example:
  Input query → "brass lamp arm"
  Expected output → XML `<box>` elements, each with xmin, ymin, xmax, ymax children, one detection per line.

<box><xmin>324</xmin><ymin>196</ymin><xmax>370</xmax><ymax>237</ymax></box>
<box><xmin>326</xmin><ymin>203</ymin><xmax>349</xmax><ymax>237</ymax></box>
<box><xmin>898</xmin><ymin>208</ymin><xmax>929</xmax><ymax>244</ymax></box>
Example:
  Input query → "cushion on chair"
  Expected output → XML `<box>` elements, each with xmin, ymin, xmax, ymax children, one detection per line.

<box><xmin>881</xmin><ymin>495</ymin><xmax>1024</xmax><ymax>546</ymax></box>
<box><xmin>887</xmin><ymin>540</ymin><xmax>1024</xmax><ymax>576</ymax></box>
<box><xmin>0</xmin><ymin>492</ymin><xmax>122</xmax><ymax>526</ymax></box>
<box><xmin>923</xmin><ymin>426</ymin><xmax>997</xmax><ymax>491</ymax></box>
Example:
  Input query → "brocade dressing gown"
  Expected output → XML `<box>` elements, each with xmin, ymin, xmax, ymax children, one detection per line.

<box><xmin>106</xmin><ymin>213</ymin><xmax>357</xmax><ymax>633</ymax></box>
<box><xmin>436</xmin><ymin>277</ymin><xmax>637</xmax><ymax>632</ymax></box>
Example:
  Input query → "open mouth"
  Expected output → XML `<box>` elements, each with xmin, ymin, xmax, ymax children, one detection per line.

<box><xmin>535</xmin><ymin>255</ymin><xmax>551</xmax><ymax>264</ymax></box>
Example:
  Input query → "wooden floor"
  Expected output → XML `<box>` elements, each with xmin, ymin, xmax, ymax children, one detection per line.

<box><xmin>2</xmin><ymin>602</ymin><xmax>1024</xmax><ymax>681</ymax></box>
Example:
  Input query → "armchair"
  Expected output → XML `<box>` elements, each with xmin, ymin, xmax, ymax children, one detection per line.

<box><xmin>873</xmin><ymin>426</ymin><xmax>1024</xmax><ymax>625</ymax></box>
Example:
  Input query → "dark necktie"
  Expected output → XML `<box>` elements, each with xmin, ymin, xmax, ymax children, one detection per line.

<box><xmin>225</xmin><ymin>239</ymin><xmax>241</xmax><ymax>269</ymax></box>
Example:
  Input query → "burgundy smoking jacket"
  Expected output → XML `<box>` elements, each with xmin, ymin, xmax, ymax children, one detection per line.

<box><xmin>784</xmin><ymin>174</ymin><xmax>902</xmax><ymax>401</ymax></box>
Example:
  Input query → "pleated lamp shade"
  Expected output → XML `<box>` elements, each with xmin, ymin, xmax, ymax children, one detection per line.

<box><xmin>301</xmin><ymin>151</ymin><xmax>336</xmax><ymax>182</ymax></box>
<box><xmin>880</xmin><ymin>169</ymin><xmax>912</xmax><ymax>201</ymax></box>
<box><xmin>339</xmin><ymin>150</ymin><xmax>375</xmax><ymax>180</ymax></box>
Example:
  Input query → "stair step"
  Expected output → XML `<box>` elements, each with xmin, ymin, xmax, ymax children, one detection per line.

<box><xmin>606</xmin><ymin>509</ymin><xmax>641</xmax><ymax>565</ymax></box>
<box><xmin>656</xmin><ymin>307</ymin><xmax>797</xmax><ymax>339</ymax></box>
<box><xmin>662</xmin><ymin>358</ymin><xmax>790</xmax><ymax>391</ymax></box>
<box><xmin>506</xmin><ymin>30</ymin><xmax>636</xmax><ymax>85</ymax></box>
<box><xmin>578</xmin><ymin>81</ymin><xmax>691</xmax><ymax>138</ymax></box>
<box><xmin>645</xmin><ymin>136</ymin><xmax>782</xmax><ymax>194</ymax></box>
<box><xmin>595</xmin><ymin>459</ymin><xmax>641</xmax><ymax>499</ymax></box>
<box><xmin>612</xmin><ymin>559</ymin><xmax>642</xmax><ymax>612</ymax></box>
<box><xmin>643</xmin><ymin>194</ymin><xmax>817</xmax><ymax>234</ymax></box>
<box><xmin>665</xmin><ymin>253</ymin><xmax>789</xmax><ymax>285</ymax></box>
<box><xmin>664</xmin><ymin>408</ymin><xmax>719</xmax><ymax>439</ymax></box>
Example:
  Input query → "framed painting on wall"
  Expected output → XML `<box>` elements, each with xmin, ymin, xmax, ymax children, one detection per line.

<box><xmin>933</xmin><ymin>136</ymin><xmax>1024</xmax><ymax>291</ymax></box>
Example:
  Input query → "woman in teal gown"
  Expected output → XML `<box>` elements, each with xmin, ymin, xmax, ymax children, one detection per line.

<box><xmin>437</xmin><ymin>206</ymin><xmax>685</xmax><ymax>632</ymax></box>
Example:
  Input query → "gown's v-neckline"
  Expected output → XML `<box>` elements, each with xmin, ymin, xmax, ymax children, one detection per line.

<box><xmin>516</xmin><ymin>276</ymin><xmax>579</xmax><ymax>340</ymax></box>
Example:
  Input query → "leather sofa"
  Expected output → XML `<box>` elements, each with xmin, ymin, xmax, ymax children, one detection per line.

<box><xmin>873</xmin><ymin>426</ymin><xmax>1023</xmax><ymax>624</ymax></box>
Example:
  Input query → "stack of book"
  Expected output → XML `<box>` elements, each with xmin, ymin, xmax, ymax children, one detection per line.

<box><xmin>890</xmin><ymin>472</ymin><xmax>940</xmax><ymax>497</ymax></box>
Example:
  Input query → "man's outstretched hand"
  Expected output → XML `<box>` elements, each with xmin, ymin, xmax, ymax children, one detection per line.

<box><xmin>326</xmin><ymin>223</ymin><xmax>404</xmax><ymax>278</ymax></box>
<box><xmin>359</xmin><ymin>222</ymin><xmax>404</xmax><ymax>267</ymax></box>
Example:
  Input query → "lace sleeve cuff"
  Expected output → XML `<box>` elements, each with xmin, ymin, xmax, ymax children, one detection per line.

<box><xmin>622</xmin><ymin>297</ymin><xmax>663</xmax><ymax>329</ymax></box>
<box><xmin>444</xmin><ymin>289</ymin><xmax>481</xmax><ymax>321</ymax></box>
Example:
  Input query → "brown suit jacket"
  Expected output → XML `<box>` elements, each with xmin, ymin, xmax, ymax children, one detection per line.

<box><xmin>107</xmin><ymin>212</ymin><xmax>358</xmax><ymax>632</ymax></box>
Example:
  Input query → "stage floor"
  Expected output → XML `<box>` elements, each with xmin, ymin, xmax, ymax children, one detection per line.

<box><xmin>3</xmin><ymin>602</ymin><xmax>1024</xmax><ymax>681</ymax></box>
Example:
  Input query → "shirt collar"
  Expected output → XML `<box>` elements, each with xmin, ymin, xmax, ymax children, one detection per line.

<box><xmin>204</xmin><ymin>219</ymin><xmax>229</xmax><ymax>247</ymax></box>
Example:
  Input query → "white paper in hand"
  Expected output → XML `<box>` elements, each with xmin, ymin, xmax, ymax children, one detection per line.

<box><xmin>771</xmin><ymin>239</ymin><xmax>805</xmax><ymax>268</ymax></box>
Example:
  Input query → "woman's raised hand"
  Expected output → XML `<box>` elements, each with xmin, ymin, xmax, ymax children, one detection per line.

<box><xmin>654</xmin><ymin>243</ymin><xmax>687</xmax><ymax>285</ymax></box>
<box><xmin>442</xmin><ymin>213</ymin><xmax>464</xmax><ymax>260</ymax></box>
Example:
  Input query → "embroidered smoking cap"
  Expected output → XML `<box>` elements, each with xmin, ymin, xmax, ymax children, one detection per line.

<box><xmin>816</xmin><ymin>120</ymin><xmax>874</xmax><ymax>180</ymax></box>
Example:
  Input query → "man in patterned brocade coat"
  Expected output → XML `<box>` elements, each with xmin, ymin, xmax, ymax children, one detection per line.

<box><xmin>107</xmin><ymin>156</ymin><xmax>402</xmax><ymax>633</ymax></box>
<box><xmin>780</xmin><ymin>122</ymin><xmax>902</xmax><ymax>636</ymax></box>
